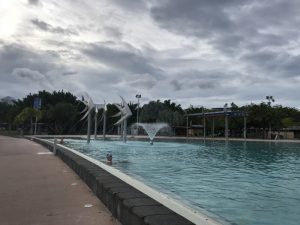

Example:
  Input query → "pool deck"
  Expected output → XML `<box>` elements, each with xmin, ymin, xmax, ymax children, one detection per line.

<box><xmin>0</xmin><ymin>135</ymin><xmax>118</xmax><ymax>225</ymax></box>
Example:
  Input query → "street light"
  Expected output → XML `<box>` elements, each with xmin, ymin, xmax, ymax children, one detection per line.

<box><xmin>136</xmin><ymin>94</ymin><xmax>141</xmax><ymax>135</ymax></box>
<box><xmin>224</xmin><ymin>103</ymin><xmax>229</xmax><ymax>140</ymax></box>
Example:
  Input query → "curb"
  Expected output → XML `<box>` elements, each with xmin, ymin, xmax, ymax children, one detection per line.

<box><xmin>30</xmin><ymin>137</ymin><xmax>195</xmax><ymax>225</ymax></box>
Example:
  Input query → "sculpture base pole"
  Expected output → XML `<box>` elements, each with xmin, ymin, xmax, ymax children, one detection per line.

<box><xmin>120</xmin><ymin>121</ymin><xmax>124</xmax><ymax>141</ymax></box>
<box><xmin>87</xmin><ymin>111</ymin><xmax>91</xmax><ymax>143</ymax></box>
<box><xmin>123</xmin><ymin>119</ymin><xmax>127</xmax><ymax>143</ymax></box>
<box><xmin>103</xmin><ymin>111</ymin><xmax>106</xmax><ymax>139</ymax></box>
<box><xmin>94</xmin><ymin>112</ymin><xmax>98</xmax><ymax>139</ymax></box>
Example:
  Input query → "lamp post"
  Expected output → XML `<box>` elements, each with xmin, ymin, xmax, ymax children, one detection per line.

<box><xmin>136</xmin><ymin>94</ymin><xmax>141</xmax><ymax>135</ymax></box>
<box><xmin>202</xmin><ymin>106</ymin><xmax>206</xmax><ymax>139</ymax></box>
<box><xmin>224</xmin><ymin>103</ymin><xmax>229</xmax><ymax>140</ymax></box>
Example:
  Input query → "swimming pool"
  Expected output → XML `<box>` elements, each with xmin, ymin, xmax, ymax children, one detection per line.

<box><xmin>63</xmin><ymin>139</ymin><xmax>300</xmax><ymax>225</ymax></box>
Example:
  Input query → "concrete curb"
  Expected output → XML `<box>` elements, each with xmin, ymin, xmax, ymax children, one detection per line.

<box><xmin>29</xmin><ymin>137</ymin><xmax>197</xmax><ymax>225</ymax></box>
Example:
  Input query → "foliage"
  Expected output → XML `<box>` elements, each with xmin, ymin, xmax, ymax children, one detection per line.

<box><xmin>140</xmin><ymin>100</ymin><xmax>184</xmax><ymax>127</ymax></box>
<box><xmin>14</xmin><ymin>107</ymin><xmax>42</xmax><ymax>124</ymax></box>
<box><xmin>1</xmin><ymin>91</ymin><xmax>300</xmax><ymax>137</ymax></box>
<box><xmin>0</xmin><ymin>102</ymin><xmax>20</xmax><ymax>130</ymax></box>
<box><xmin>48</xmin><ymin>102</ymin><xmax>77</xmax><ymax>134</ymax></box>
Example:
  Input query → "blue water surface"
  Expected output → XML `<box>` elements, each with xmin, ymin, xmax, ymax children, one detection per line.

<box><xmin>63</xmin><ymin>139</ymin><xmax>300</xmax><ymax>225</ymax></box>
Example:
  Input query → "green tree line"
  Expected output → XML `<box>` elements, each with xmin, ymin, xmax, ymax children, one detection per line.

<box><xmin>1</xmin><ymin>91</ymin><xmax>300</xmax><ymax>137</ymax></box>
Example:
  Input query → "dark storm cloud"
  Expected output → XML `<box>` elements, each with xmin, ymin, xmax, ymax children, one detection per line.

<box><xmin>110</xmin><ymin>0</ymin><xmax>147</xmax><ymax>11</ymax></box>
<box><xmin>12</xmin><ymin>68</ymin><xmax>45</xmax><ymax>81</ymax></box>
<box><xmin>0</xmin><ymin>43</ymin><xmax>59</xmax><ymax>76</ymax></box>
<box><xmin>31</xmin><ymin>19</ymin><xmax>78</xmax><ymax>36</ymax></box>
<box><xmin>0</xmin><ymin>42</ymin><xmax>74</xmax><ymax>89</ymax></box>
<box><xmin>170</xmin><ymin>70</ymin><xmax>224</xmax><ymax>92</ymax></box>
<box><xmin>102</xmin><ymin>26</ymin><xmax>123</xmax><ymax>40</ymax></box>
<box><xmin>150</xmin><ymin>0</ymin><xmax>300</xmax><ymax>53</ymax></box>
<box><xmin>31</xmin><ymin>19</ymin><xmax>50</xmax><ymax>31</ymax></box>
<box><xmin>62</xmin><ymin>71</ymin><xmax>78</xmax><ymax>76</ymax></box>
<box><xmin>82</xmin><ymin>43</ymin><xmax>163</xmax><ymax>77</ymax></box>
<box><xmin>170</xmin><ymin>80</ymin><xmax>182</xmax><ymax>91</ymax></box>
<box><xmin>242</xmin><ymin>51</ymin><xmax>300</xmax><ymax>78</ymax></box>
<box><xmin>151</xmin><ymin>0</ymin><xmax>241</xmax><ymax>38</ymax></box>
<box><xmin>128</xmin><ymin>77</ymin><xmax>157</xmax><ymax>89</ymax></box>
<box><xmin>28</xmin><ymin>0</ymin><xmax>39</xmax><ymax>5</ymax></box>
<box><xmin>2</xmin><ymin>0</ymin><xmax>300</xmax><ymax>107</ymax></box>
<box><xmin>150</xmin><ymin>0</ymin><xmax>300</xmax><ymax>82</ymax></box>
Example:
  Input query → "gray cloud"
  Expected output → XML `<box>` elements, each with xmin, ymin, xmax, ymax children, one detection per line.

<box><xmin>148</xmin><ymin>0</ymin><xmax>300</xmax><ymax>104</ymax></box>
<box><xmin>170</xmin><ymin>80</ymin><xmax>182</xmax><ymax>91</ymax></box>
<box><xmin>0</xmin><ymin>43</ymin><xmax>59</xmax><ymax>76</ymax></box>
<box><xmin>150</xmin><ymin>0</ymin><xmax>300</xmax><ymax>55</ymax></box>
<box><xmin>169</xmin><ymin>70</ymin><xmax>225</xmax><ymax>93</ymax></box>
<box><xmin>242</xmin><ymin>51</ymin><xmax>300</xmax><ymax>78</ymax></box>
<box><xmin>28</xmin><ymin>0</ymin><xmax>39</xmax><ymax>5</ymax></box>
<box><xmin>0</xmin><ymin>42</ymin><xmax>77</xmax><ymax>97</ymax></box>
<box><xmin>62</xmin><ymin>71</ymin><xmax>78</xmax><ymax>76</ymax></box>
<box><xmin>195</xmin><ymin>80</ymin><xmax>216</xmax><ymax>89</ymax></box>
<box><xmin>102</xmin><ymin>26</ymin><xmax>123</xmax><ymax>40</ymax></box>
<box><xmin>31</xmin><ymin>19</ymin><xmax>49</xmax><ymax>31</ymax></box>
<box><xmin>82</xmin><ymin>43</ymin><xmax>163</xmax><ymax>77</ymax></box>
<box><xmin>109</xmin><ymin>0</ymin><xmax>147</xmax><ymax>11</ymax></box>
<box><xmin>12</xmin><ymin>68</ymin><xmax>45</xmax><ymax>81</ymax></box>
<box><xmin>127</xmin><ymin>75</ymin><xmax>157</xmax><ymax>89</ymax></box>
<box><xmin>1</xmin><ymin>0</ymin><xmax>300</xmax><ymax>108</ymax></box>
<box><xmin>31</xmin><ymin>19</ymin><xmax>78</xmax><ymax>36</ymax></box>
<box><xmin>151</xmin><ymin>0</ymin><xmax>241</xmax><ymax>38</ymax></box>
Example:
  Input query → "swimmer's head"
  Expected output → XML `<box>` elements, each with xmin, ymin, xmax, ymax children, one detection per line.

<box><xmin>106</xmin><ymin>152</ymin><xmax>112</xmax><ymax>162</ymax></box>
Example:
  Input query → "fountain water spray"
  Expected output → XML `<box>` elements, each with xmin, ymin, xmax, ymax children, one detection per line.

<box><xmin>134</xmin><ymin>122</ymin><xmax>169</xmax><ymax>144</ymax></box>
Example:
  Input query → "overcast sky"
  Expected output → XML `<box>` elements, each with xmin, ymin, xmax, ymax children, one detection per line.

<box><xmin>1</xmin><ymin>0</ymin><xmax>300</xmax><ymax>108</ymax></box>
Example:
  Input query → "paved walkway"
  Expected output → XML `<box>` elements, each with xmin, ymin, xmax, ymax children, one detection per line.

<box><xmin>0</xmin><ymin>135</ymin><xmax>118</xmax><ymax>225</ymax></box>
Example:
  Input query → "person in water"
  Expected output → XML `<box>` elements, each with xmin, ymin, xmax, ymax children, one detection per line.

<box><xmin>59</xmin><ymin>138</ymin><xmax>64</xmax><ymax>144</ymax></box>
<box><xmin>106</xmin><ymin>152</ymin><xmax>112</xmax><ymax>165</ymax></box>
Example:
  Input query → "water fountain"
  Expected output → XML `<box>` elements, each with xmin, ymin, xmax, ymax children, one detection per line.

<box><xmin>134</xmin><ymin>122</ymin><xmax>169</xmax><ymax>144</ymax></box>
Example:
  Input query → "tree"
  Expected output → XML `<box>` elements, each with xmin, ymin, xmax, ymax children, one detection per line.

<box><xmin>140</xmin><ymin>100</ymin><xmax>184</xmax><ymax>127</ymax></box>
<box><xmin>281</xmin><ymin>117</ymin><xmax>295</xmax><ymax>128</ymax></box>
<box><xmin>48</xmin><ymin>102</ymin><xmax>77</xmax><ymax>134</ymax></box>
<box><xmin>14</xmin><ymin>107</ymin><xmax>42</xmax><ymax>134</ymax></box>
<box><xmin>266</xmin><ymin>96</ymin><xmax>275</xmax><ymax>106</ymax></box>
<box><xmin>0</xmin><ymin>102</ymin><xmax>21</xmax><ymax>130</ymax></box>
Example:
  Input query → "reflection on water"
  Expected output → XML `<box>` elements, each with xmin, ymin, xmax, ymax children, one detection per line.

<box><xmin>64</xmin><ymin>139</ymin><xmax>300</xmax><ymax>225</ymax></box>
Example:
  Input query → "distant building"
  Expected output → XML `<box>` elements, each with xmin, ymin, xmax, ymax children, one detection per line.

<box><xmin>281</xmin><ymin>126</ymin><xmax>300</xmax><ymax>139</ymax></box>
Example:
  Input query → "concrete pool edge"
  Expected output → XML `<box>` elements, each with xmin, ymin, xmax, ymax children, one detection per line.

<box><xmin>28</xmin><ymin>137</ymin><xmax>224</xmax><ymax>225</ymax></box>
<box><xmin>32</xmin><ymin>134</ymin><xmax>300</xmax><ymax>144</ymax></box>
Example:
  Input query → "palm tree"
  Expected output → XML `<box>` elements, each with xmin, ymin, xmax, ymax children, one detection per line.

<box><xmin>266</xmin><ymin>96</ymin><xmax>275</xmax><ymax>106</ymax></box>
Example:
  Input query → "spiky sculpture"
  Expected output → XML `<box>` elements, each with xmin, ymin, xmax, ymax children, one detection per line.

<box><xmin>113</xmin><ymin>96</ymin><xmax>132</xmax><ymax>142</ymax></box>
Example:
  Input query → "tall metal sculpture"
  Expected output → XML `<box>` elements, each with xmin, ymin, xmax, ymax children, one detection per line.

<box><xmin>79</xmin><ymin>93</ymin><xmax>95</xmax><ymax>143</ymax></box>
<box><xmin>113</xmin><ymin>96</ymin><xmax>132</xmax><ymax>143</ymax></box>
<box><xmin>94</xmin><ymin>102</ymin><xmax>107</xmax><ymax>139</ymax></box>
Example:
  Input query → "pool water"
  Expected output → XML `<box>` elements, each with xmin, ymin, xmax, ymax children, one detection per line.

<box><xmin>63</xmin><ymin>139</ymin><xmax>300</xmax><ymax>225</ymax></box>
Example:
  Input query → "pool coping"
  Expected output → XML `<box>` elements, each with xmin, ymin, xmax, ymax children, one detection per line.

<box><xmin>28</xmin><ymin>137</ymin><xmax>224</xmax><ymax>225</ymax></box>
<box><xmin>32</xmin><ymin>134</ymin><xmax>300</xmax><ymax>144</ymax></box>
